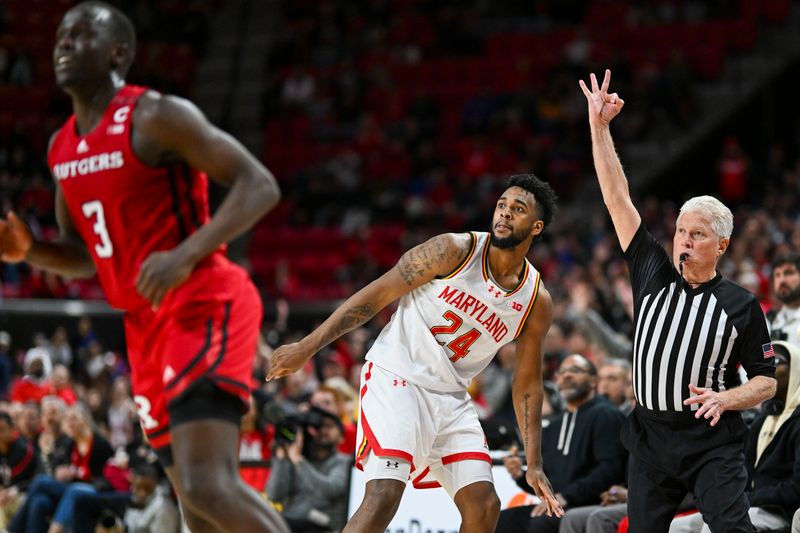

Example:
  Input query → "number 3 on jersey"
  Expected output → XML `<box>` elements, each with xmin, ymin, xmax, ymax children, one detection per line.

<box><xmin>81</xmin><ymin>200</ymin><xmax>114</xmax><ymax>258</ymax></box>
<box><xmin>430</xmin><ymin>310</ymin><xmax>481</xmax><ymax>363</ymax></box>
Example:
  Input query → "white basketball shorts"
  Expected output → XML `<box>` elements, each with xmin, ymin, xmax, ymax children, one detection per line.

<box><xmin>355</xmin><ymin>362</ymin><xmax>493</xmax><ymax>497</ymax></box>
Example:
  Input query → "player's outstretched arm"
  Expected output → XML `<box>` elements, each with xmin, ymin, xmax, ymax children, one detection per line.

<box><xmin>512</xmin><ymin>285</ymin><xmax>564</xmax><ymax>518</ymax></box>
<box><xmin>578</xmin><ymin>69</ymin><xmax>641</xmax><ymax>252</ymax></box>
<box><xmin>268</xmin><ymin>232</ymin><xmax>473</xmax><ymax>380</ymax></box>
<box><xmin>2</xmin><ymin>133</ymin><xmax>96</xmax><ymax>278</ymax></box>
<box><xmin>132</xmin><ymin>93</ymin><xmax>281</xmax><ymax>306</ymax></box>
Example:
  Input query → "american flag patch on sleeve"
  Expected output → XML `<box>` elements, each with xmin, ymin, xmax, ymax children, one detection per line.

<box><xmin>762</xmin><ymin>342</ymin><xmax>775</xmax><ymax>359</ymax></box>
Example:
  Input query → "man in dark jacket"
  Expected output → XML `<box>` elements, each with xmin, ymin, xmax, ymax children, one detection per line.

<box><xmin>671</xmin><ymin>340</ymin><xmax>800</xmax><ymax>531</ymax></box>
<box><xmin>497</xmin><ymin>354</ymin><xmax>627</xmax><ymax>533</ymax></box>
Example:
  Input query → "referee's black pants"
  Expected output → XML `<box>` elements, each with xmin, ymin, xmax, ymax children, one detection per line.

<box><xmin>622</xmin><ymin>407</ymin><xmax>754</xmax><ymax>533</ymax></box>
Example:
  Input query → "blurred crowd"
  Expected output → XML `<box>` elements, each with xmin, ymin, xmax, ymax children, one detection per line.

<box><xmin>0</xmin><ymin>0</ymin><xmax>799</xmax><ymax>530</ymax></box>
<box><xmin>4</xmin><ymin>0</ymin><xmax>791</xmax><ymax>301</ymax></box>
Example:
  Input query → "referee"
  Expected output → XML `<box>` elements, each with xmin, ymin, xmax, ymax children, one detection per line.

<box><xmin>579</xmin><ymin>70</ymin><xmax>777</xmax><ymax>532</ymax></box>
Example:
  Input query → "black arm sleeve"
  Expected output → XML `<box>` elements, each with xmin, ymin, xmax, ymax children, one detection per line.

<box><xmin>738</xmin><ymin>299</ymin><xmax>777</xmax><ymax>379</ymax></box>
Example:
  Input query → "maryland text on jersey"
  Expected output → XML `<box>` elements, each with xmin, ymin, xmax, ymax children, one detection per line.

<box><xmin>437</xmin><ymin>285</ymin><xmax>509</xmax><ymax>342</ymax></box>
<box><xmin>52</xmin><ymin>151</ymin><xmax>124</xmax><ymax>180</ymax></box>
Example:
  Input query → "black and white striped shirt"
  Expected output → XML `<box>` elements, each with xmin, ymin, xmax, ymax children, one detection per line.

<box><xmin>624</xmin><ymin>224</ymin><xmax>775</xmax><ymax>413</ymax></box>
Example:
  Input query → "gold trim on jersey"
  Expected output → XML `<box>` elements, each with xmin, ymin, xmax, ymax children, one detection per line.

<box><xmin>514</xmin><ymin>271</ymin><xmax>541</xmax><ymax>339</ymax></box>
<box><xmin>481</xmin><ymin>237</ymin><xmax>531</xmax><ymax>297</ymax></box>
<box><xmin>439</xmin><ymin>232</ymin><xmax>477</xmax><ymax>280</ymax></box>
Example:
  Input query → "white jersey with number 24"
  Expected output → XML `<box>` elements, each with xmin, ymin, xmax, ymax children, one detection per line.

<box><xmin>366</xmin><ymin>232</ymin><xmax>541</xmax><ymax>392</ymax></box>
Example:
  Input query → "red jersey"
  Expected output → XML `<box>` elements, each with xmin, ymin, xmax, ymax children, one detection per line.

<box><xmin>47</xmin><ymin>85</ymin><xmax>227</xmax><ymax>311</ymax></box>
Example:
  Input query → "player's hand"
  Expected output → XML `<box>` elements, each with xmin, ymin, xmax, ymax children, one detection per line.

<box><xmin>683</xmin><ymin>384</ymin><xmax>727</xmax><ymax>426</ymax></box>
<box><xmin>135</xmin><ymin>248</ymin><xmax>195</xmax><ymax>309</ymax></box>
<box><xmin>0</xmin><ymin>211</ymin><xmax>33</xmax><ymax>263</ymax></box>
<box><xmin>525</xmin><ymin>466</ymin><xmax>564</xmax><ymax>518</ymax></box>
<box><xmin>531</xmin><ymin>493</ymin><xmax>567</xmax><ymax>517</ymax></box>
<box><xmin>579</xmin><ymin>69</ymin><xmax>624</xmax><ymax>127</ymax></box>
<box><xmin>267</xmin><ymin>341</ymin><xmax>314</xmax><ymax>381</ymax></box>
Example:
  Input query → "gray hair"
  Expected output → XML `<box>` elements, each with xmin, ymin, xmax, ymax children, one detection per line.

<box><xmin>41</xmin><ymin>395</ymin><xmax>67</xmax><ymax>413</ymax></box>
<box><xmin>677</xmin><ymin>196</ymin><xmax>733</xmax><ymax>239</ymax></box>
<box><xmin>603</xmin><ymin>359</ymin><xmax>632</xmax><ymax>372</ymax></box>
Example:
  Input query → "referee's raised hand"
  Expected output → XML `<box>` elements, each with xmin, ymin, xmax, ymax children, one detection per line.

<box><xmin>579</xmin><ymin>69</ymin><xmax>625</xmax><ymax>127</ymax></box>
<box><xmin>684</xmin><ymin>384</ymin><xmax>728</xmax><ymax>426</ymax></box>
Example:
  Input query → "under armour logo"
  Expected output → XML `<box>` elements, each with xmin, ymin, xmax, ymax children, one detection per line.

<box><xmin>487</xmin><ymin>285</ymin><xmax>501</xmax><ymax>298</ymax></box>
<box><xmin>386</xmin><ymin>461</ymin><xmax>399</xmax><ymax>469</ymax></box>
<box><xmin>393</xmin><ymin>379</ymin><xmax>407</xmax><ymax>387</ymax></box>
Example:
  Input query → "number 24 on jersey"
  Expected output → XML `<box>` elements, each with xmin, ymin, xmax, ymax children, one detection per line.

<box><xmin>430</xmin><ymin>310</ymin><xmax>481</xmax><ymax>362</ymax></box>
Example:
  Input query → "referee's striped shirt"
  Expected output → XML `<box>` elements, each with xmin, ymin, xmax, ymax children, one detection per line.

<box><xmin>623</xmin><ymin>224</ymin><xmax>775</xmax><ymax>413</ymax></box>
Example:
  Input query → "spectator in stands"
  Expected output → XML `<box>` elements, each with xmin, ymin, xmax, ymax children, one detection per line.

<box><xmin>597</xmin><ymin>360</ymin><xmax>634</xmax><ymax>415</ymax></box>
<box><xmin>0</xmin><ymin>331</ymin><xmax>13</xmax><ymax>399</ymax></box>
<box><xmin>560</xmin><ymin>486</ymin><xmax>696</xmax><ymax>533</ymax></box>
<box><xmin>322</xmin><ymin>376</ymin><xmax>359</xmax><ymax>432</ymax></box>
<box><xmin>35</xmin><ymin>396</ymin><xmax>70</xmax><ymax>475</ymax></box>
<box><xmin>73</xmin><ymin>317</ymin><xmax>97</xmax><ymax>358</ymax></box>
<box><xmin>8</xmin><ymin>403</ymin><xmax>114</xmax><ymax>533</ymax></box>
<box><xmin>267</xmin><ymin>406</ymin><xmax>350</xmax><ymax>532</ymax></box>
<box><xmin>80</xmin><ymin>340</ymin><xmax>115</xmax><ymax>391</ymax></box>
<box><xmin>670</xmin><ymin>340</ymin><xmax>800</xmax><ymax>532</ymax></box>
<box><xmin>50</xmin><ymin>365</ymin><xmax>77</xmax><ymax>406</ymax></box>
<box><xmin>106</xmin><ymin>377</ymin><xmax>136</xmax><ymax>449</ymax></box>
<box><xmin>239</xmin><ymin>397</ymin><xmax>273</xmax><ymax>493</ymax></box>
<box><xmin>559</xmin><ymin>485</ymin><xmax>629</xmax><ymax>533</ymax></box>
<box><xmin>70</xmin><ymin>464</ymin><xmax>179</xmax><ymax>533</ymax></box>
<box><xmin>474</xmin><ymin>342</ymin><xmax>517</xmax><ymax>422</ymax></box>
<box><xmin>9</xmin><ymin>348</ymin><xmax>51</xmax><ymax>404</ymax></box>
<box><xmin>768</xmin><ymin>252</ymin><xmax>800</xmax><ymax>346</ymax></box>
<box><xmin>309</xmin><ymin>385</ymin><xmax>356</xmax><ymax>454</ymax></box>
<box><xmin>0</xmin><ymin>410</ymin><xmax>38</xmax><ymax>529</ymax></box>
<box><xmin>569</xmin><ymin>281</ymin><xmax>633</xmax><ymax>362</ymax></box>
<box><xmin>17</xmin><ymin>401</ymin><xmax>40</xmax><ymax>442</ymax></box>
<box><xmin>48</xmin><ymin>327</ymin><xmax>72</xmax><ymax>369</ymax></box>
<box><xmin>496</xmin><ymin>354</ymin><xmax>627</xmax><ymax>533</ymax></box>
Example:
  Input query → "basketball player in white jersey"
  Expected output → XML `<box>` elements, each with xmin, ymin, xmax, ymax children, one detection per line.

<box><xmin>269</xmin><ymin>174</ymin><xmax>564</xmax><ymax>531</ymax></box>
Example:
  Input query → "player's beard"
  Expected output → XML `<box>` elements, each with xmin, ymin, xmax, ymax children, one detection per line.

<box><xmin>776</xmin><ymin>283</ymin><xmax>800</xmax><ymax>305</ymax></box>
<box><xmin>490</xmin><ymin>225</ymin><xmax>527</xmax><ymax>249</ymax></box>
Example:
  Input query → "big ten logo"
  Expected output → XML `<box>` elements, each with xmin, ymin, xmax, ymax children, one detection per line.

<box><xmin>506</xmin><ymin>300</ymin><xmax>523</xmax><ymax>312</ymax></box>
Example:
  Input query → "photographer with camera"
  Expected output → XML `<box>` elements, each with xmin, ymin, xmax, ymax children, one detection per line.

<box><xmin>267</xmin><ymin>406</ymin><xmax>350</xmax><ymax>532</ymax></box>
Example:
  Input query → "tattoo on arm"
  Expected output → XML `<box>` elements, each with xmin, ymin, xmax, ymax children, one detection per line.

<box><xmin>396</xmin><ymin>235</ymin><xmax>469</xmax><ymax>286</ymax></box>
<box><xmin>319</xmin><ymin>303</ymin><xmax>376</xmax><ymax>350</ymax></box>
<box><xmin>524</xmin><ymin>392</ymin><xmax>530</xmax><ymax>452</ymax></box>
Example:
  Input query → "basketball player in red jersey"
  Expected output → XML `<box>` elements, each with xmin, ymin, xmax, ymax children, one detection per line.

<box><xmin>0</xmin><ymin>2</ymin><xmax>288</xmax><ymax>532</ymax></box>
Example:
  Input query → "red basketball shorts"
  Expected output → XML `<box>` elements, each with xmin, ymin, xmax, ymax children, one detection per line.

<box><xmin>124</xmin><ymin>265</ymin><xmax>262</xmax><ymax>452</ymax></box>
